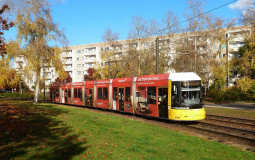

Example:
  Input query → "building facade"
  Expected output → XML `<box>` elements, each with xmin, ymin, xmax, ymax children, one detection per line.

<box><xmin>14</xmin><ymin>25</ymin><xmax>251</xmax><ymax>90</ymax></box>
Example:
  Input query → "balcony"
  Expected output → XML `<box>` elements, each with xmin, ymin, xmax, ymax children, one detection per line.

<box><xmin>65</xmin><ymin>67</ymin><xmax>72</xmax><ymax>71</ymax></box>
<box><xmin>62</xmin><ymin>51</ymin><xmax>72</xmax><ymax>57</ymax></box>
<box><xmin>84</xmin><ymin>57</ymin><xmax>96</xmax><ymax>63</ymax></box>
<box><xmin>84</xmin><ymin>52</ymin><xmax>97</xmax><ymax>56</ymax></box>
<box><xmin>85</xmin><ymin>62</ymin><xmax>94</xmax><ymax>68</ymax></box>
<box><xmin>84</xmin><ymin>47</ymin><xmax>97</xmax><ymax>54</ymax></box>
<box><xmin>64</xmin><ymin>58</ymin><xmax>73</xmax><ymax>64</ymax></box>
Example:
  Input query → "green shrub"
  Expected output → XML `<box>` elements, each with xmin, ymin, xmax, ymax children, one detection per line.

<box><xmin>206</xmin><ymin>87</ymin><xmax>255</xmax><ymax>103</ymax></box>
<box><xmin>249</xmin><ymin>81</ymin><xmax>255</xmax><ymax>94</ymax></box>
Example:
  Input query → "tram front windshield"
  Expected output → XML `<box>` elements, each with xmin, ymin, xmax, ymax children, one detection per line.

<box><xmin>172</xmin><ymin>81</ymin><xmax>202</xmax><ymax>109</ymax></box>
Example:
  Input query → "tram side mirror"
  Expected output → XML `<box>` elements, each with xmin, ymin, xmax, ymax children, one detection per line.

<box><xmin>173</xmin><ymin>85</ymin><xmax>177</xmax><ymax>95</ymax></box>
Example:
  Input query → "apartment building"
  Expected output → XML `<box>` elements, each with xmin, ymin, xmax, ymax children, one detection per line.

<box><xmin>13</xmin><ymin>25</ymin><xmax>251</xmax><ymax>90</ymax></box>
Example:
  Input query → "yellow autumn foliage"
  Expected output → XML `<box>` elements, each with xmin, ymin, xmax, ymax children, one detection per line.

<box><xmin>236</xmin><ymin>76</ymin><xmax>254</xmax><ymax>92</ymax></box>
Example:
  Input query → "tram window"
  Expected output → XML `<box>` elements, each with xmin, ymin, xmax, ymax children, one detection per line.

<box><xmin>85</xmin><ymin>88</ymin><xmax>89</xmax><ymax>98</ymax></box>
<box><xmin>125</xmin><ymin>87</ymin><xmax>131</xmax><ymax>102</ymax></box>
<box><xmin>78</xmin><ymin>88</ymin><xmax>82</xmax><ymax>100</ymax></box>
<box><xmin>85</xmin><ymin>88</ymin><xmax>89</xmax><ymax>105</ymax></box>
<box><xmin>53</xmin><ymin>90</ymin><xmax>55</xmax><ymax>98</ymax></box>
<box><xmin>50</xmin><ymin>90</ymin><xmax>52</xmax><ymax>101</ymax></box>
<box><xmin>89</xmin><ymin>88</ymin><xmax>93</xmax><ymax>96</ymax></box>
<box><xmin>97</xmin><ymin>88</ymin><xmax>102</xmax><ymax>100</ymax></box>
<box><xmin>65</xmin><ymin>89</ymin><xmax>67</xmax><ymax>97</ymax></box>
<box><xmin>103</xmin><ymin>88</ymin><xmax>108</xmax><ymax>100</ymax></box>
<box><xmin>172</xmin><ymin>82</ymin><xmax>180</xmax><ymax>106</ymax></box>
<box><xmin>68</xmin><ymin>89</ymin><xmax>71</xmax><ymax>98</ymax></box>
<box><xmin>113</xmin><ymin>87</ymin><xmax>117</xmax><ymax>101</ymax></box>
<box><xmin>56</xmin><ymin>90</ymin><xmax>59</xmax><ymax>97</ymax></box>
<box><xmin>74</xmin><ymin>89</ymin><xmax>78</xmax><ymax>98</ymax></box>
<box><xmin>138</xmin><ymin>86</ymin><xmax>146</xmax><ymax>103</ymax></box>
<box><xmin>147</xmin><ymin>87</ymin><xmax>156</xmax><ymax>104</ymax></box>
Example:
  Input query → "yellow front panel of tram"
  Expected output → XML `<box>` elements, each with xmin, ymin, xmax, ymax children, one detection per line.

<box><xmin>167</xmin><ymin>80</ymin><xmax>206</xmax><ymax>121</ymax></box>
<box><xmin>168</xmin><ymin>108</ymin><xmax>205</xmax><ymax>121</ymax></box>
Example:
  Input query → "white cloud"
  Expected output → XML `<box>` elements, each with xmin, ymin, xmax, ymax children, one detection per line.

<box><xmin>229</xmin><ymin>0</ymin><xmax>254</xmax><ymax>10</ymax></box>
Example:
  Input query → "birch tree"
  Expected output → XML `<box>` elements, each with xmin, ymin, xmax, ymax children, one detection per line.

<box><xmin>13</xmin><ymin>0</ymin><xmax>67</xmax><ymax>103</ymax></box>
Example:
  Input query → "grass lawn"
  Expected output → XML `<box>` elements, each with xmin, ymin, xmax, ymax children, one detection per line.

<box><xmin>0</xmin><ymin>100</ymin><xmax>255</xmax><ymax>160</ymax></box>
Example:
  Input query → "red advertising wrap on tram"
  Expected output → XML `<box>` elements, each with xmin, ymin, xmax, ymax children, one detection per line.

<box><xmin>50</xmin><ymin>72</ymin><xmax>206</xmax><ymax>121</ymax></box>
<box><xmin>96</xmin><ymin>79</ymin><xmax>110</xmax><ymax>109</ymax></box>
<box><xmin>135</xmin><ymin>74</ymin><xmax>169</xmax><ymax>117</ymax></box>
<box><xmin>84</xmin><ymin>81</ymin><xmax>95</xmax><ymax>107</ymax></box>
<box><xmin>61</xmin><ymin>83</ymin><xmax>72</xmax><ymax>104</ymax></box>
<box><xmin>112</xmin><ymin>77</ymin><xmax>133</xmax><ymax>113</ymax></box>
<box><xmin>73</xmin><ymin>82</ymin><xmax>83</xmax><ymax>105</ymax></box>
<box><xmin>50</xmin><ymin>83</ymin><xmax>61</xmax><ymax>103</ymax></box>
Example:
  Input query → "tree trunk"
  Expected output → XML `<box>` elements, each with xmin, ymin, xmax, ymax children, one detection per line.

<box><xmin>34</xmin><ymin>73</ymin><xmax>40</xmax><ymax>104</ymax></box>
<box><xmin>204</xmin><ymin>82</ymin><xmax>207</xmax><ymax>98</ymax></box>
<box><xmin>19</xmin><ymin>79</ymin><xmax>22</xmax><ymax>95</ymax></box>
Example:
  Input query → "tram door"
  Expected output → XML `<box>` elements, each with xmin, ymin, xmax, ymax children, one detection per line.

<box><xmin>113</xmin><ymin>87</ymin><xmax>117</xmax><ymax>110</ymax></box>
<box><xmin>64</xmin><ymin>89</ymin><xmax>68</xmax><ymax>104</ymax></box>
<box><xmin>158</xmin><ymin>87</ymin><xmax>168</xmax><ymax>118</ymax></box>
<box><xmin>50</xmin><ymin>90</ymin><xmax>53</xmax><ymax>102</ymax></box>
<box><xmin>119</xmin><ymin>88</ymin><xmax>124</xmax><ymax>111</ymax></box>
<box><xmin>85</xmin><ymin>88</ymin><xmax>93</xmax><ymax>106</ymax></box>
<box><xmin>62</xmin><ymin>90</ymin><xmax>65</xmax><ymax>103</ymax></box>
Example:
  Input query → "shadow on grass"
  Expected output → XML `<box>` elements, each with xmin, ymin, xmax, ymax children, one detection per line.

<box><xmin>0</xmin><ymin>101</ymin><xmax>87</xmax><ymax>160</ymax></box>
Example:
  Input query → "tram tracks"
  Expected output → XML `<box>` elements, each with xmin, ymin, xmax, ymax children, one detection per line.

<box><xmin>206</xmin><ymin>114</ymin><xmax>255</xmax><ymax>126</ymax></box>
<box><xmin>182</xmin><ymin>114</ymin><xmax>255</xmax><ymax>150</ymax></box>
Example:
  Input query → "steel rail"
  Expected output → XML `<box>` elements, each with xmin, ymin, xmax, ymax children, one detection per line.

<box><xmin>206</xmin><ymin>114</ymin><xmax>255</xmax><ymax>123</ymax></box>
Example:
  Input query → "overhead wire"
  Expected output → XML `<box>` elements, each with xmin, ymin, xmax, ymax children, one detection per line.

<box><xmin>156</xmin><ymin>0</ymin><xmax>238</xmax><ymax>35</ymax></box>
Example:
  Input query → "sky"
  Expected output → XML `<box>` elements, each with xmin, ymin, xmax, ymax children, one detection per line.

<box><xmin>1</xmin><ymin>0</ymin><xmax>250</xmax><ymax>46</ymax></box>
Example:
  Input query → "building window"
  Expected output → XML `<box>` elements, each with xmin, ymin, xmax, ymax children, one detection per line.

<box><xmin>77</xmin><ymin>64</ymin><xmax>81</xmax><ymax>68</ymax></box>
<box><xmin>77</xmin><ymin>71</ymin><xmax>81</xmax><ymax>75</ymax></box>
<box><xmin>77</xmin><ymin>50</ymin><xmax>81</xmax><ymax>54</ymax></box>
<box><xmin>77</xmin><ymin>57</ymin><xmax>80</xmax><ymax>61</ymax></box>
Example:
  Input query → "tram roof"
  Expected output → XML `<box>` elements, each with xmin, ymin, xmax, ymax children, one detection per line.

<box><xmin>169</xmin><ymin>72</ymin><xmax>201</xmax><ymax>81</ymax></box>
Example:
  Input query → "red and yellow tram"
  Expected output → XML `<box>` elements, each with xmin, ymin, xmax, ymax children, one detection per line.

<box><xmin>50</xmin><ymin>72</ymin><xmax>206</xmax><ymax>121</ymax></box>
